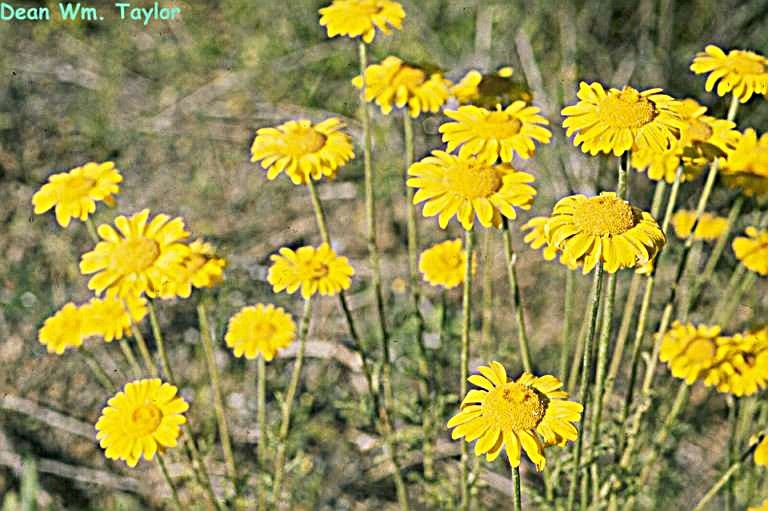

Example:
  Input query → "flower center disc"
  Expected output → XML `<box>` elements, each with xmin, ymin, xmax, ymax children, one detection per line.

<box><xmin>482</xmin><ymin>382</ymin><xmax>547</xmax><ymax>432</ymax></box>
<box><xmin>355</xmin><ymin>0</ymin><xmax>383</xmax><ymax>15</ymax></box>
<box><xmin>477</xmin><ymin>111</ymin><xmax>523</xmax><ymax>139</ymax></box>
<box><xmin>685</xmin><ymin>338</ymin><xmax>716</xmax><ymax>363</ymax></box>
<box><xmin>393</xmin><ymin>66</ymin><xmax>427</xmax><ymax>92</ymax></box>
<box><xmin>686</xmin><ymin>118</ymin><xmax>714</xmax><ymax>143</ymax></box>
<box><xmin>306</xmin><ymin>260</ymin><xmax>329</xmax><ymax>279</ymax></box>
<box><xmin>285</xmin><ymin>127</ymin><xmax>327</xmax><ymax>157</ymax></box>
<box><xmin>727</xmin><ymin>52</ymin><xmax>766</xmax><ymax>75</ymax></box>
<box><xmin>111</xmin><ymin>238</ymin><xmax>161</xmax><ymax>274</ymax></box>
<box><xmin>445</xmin><ymin>160</ymin><xmax>503</xmax><ymax>200</ymax></box>
<box><xmin>598</xmin><ymin>88</ymin><xmax>657</xmax><ymax>129</ymax></box>
<box><xmin>130</xmin><ymin>404</ymin><xmax>162</xmax><ymax>436</ymax></box>
<box><xmin>59</xmin><ymin>176</ymin><xmax>96</xmax><ymax>202</ymax></box>
<box><xmin>572</xmin><ymin>195</ymin><xmax>637</xmax><ymax>236</ymax></box>
<box><xmin>442</xmin><ymin>253</ymin><xmax>463</xmax><ymax>271</ymax></box>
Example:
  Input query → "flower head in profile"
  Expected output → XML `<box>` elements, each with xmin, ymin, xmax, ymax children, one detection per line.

<box><xmin>407</xmin><ymin>151</ymin><xmax>536</xmax><ymax>230</ymax></box>
<box><xmin>733</xmin><ymin>226</ymin><xmax>768</xmax><ymax>276</ymax></box>
<box><xmin>447</xmin><ymin>361</ymin><xmax>583</xmax><ymax>470</ymax></box>
<box><xmin>690</xmin><ymin>45</ymin><xmax>768</xmax><ymax>103</ymax></box>
<box><xmin>268</xmin><ymin>243</ymin><xmax>354</xmax><ymax>299</ymax></box>
<box><xmin>225</xmin><ymin>304</ymin><xmax>296</xmax><ymax>361</ymax></box>
<box><xmin>562</xmin><ymin>82</ymin><xmax>684</xmax><ymax>157</ymax></box>
<box><xmin>81</xmin><ymin>295</ymin><xmax>148</xmax><ymax>343</ymax></box>
<box><xmin>671</xmin><ymin>210</ymin><xmax>729</xmax><ymax>241</ymax></box>
<box><xmin>158</xmin><ymin>239</ymin><xmax>227</xmax><ymax>299</ymax></box>
<box><xmin>714</xmin><ymin>330</ymin><xmax>768</xmax><ymax>396</ymax></box>
<box><xmin>521</xmin><ymin>217</ymin><xmax>559</xmax><ymax>262</ymax></box>
<box><xmin>32</xmin><ymin>162</ymin><xmax>122</xmax><ymax>227</ymax></box>
<box><xmin>720</xmin><ymin>129</ymin><xmax>768</xmax><ymax>197</ymax></box>
<box><xmin>419</xmin><ymin>239</ymin><xmax>475</xmax><ymax>289</ymax></box>
<box><xmin>251</xmin><ymin>118</ymin><xmax>354</xmax><ymax>185</ymax></box>
<box><xmin>659</xmin><ymin>322</ymin><xmax>724</xmax><ymax>385</ymax></box>
<box><xmin>546</xmin><ymin>192</ymin><xmax>666</xmax><ymax>274</ymax></box>
<box><xmin>80</xmin><ymin>209</ymin><xmax>190</xmax><ymax>298</ymax></box>
<box><xmin>352</xmin><ymin>56</ymin><xmax>451</xmax><ymax>117</ymax></box>
<box><xmin>38</xmin><ymin>303</ymin><xmax>87</xmax><ymax>354</ymax></box>
<box><xmin>439</xmin><ymin>104</ymin><xmax>551</xmax><ymax>163</ymax></box>
<box><xmin>450</xmin><ymin>67</ymin><xmax>533</xmax><ymax>108</ymax></box>
<box><xmin>319</xmin><ymin>0</ymin><xmax>404</xmax><ymax>43</ymax></box>
<box><xmin>95</xmin><ymin>378</ymin><xmax>188</xmax><ymax>467</ymax></box>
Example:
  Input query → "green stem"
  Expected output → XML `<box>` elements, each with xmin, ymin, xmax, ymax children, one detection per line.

<box><xmin>691</xmin><ymin>438</ymin><xmax>759</xmax><ymax>511</ymax></box>
<box><xmin>157</xmin><ymin>452</ymin><xmax>183</xmax><ymax>510</ymax></box>
<box><xmin>512</xmin><ymin>466</ymin><xmax>522</xmax><ymax>511</ymax></box>
<box><xmin>198</xmin><ymin>303</ymin><xmax>238</xmax><ymax>492</ymax></box>
<box><xmin>502</xmin><ymin>218</ymin><xmax>533</xmax><ymax>373</ymax></box>
<box><xmin>118</xmin><ymin>339</ymin><xmax>142</xmax><ymax>379</ymax></box>
<box><xmin>257</xmin><ymin>355</ymin><xmax>267</xmax><ymax>511</ymax></box>
<box><xmin>566</xmin><ymin>262</ymin><xmax>605</xmax><ymax>511</ymax></box>
<box><xmin>79</xmin><ymin>348</ymin><xmax>116</xmax><ymax>390</ymax></box>
<box><xmin>85</xmin><ymin>217</ymin><xmax>99</xmax><ymax>244</ymax></box>
<box><xmin>568</xmin><ymin>285</ymin><xmax>595</xmax><ymax>394</ymax></box>
<box><xmin>460</xmin><ymin>228</ymin><xmax>475</xmax><ymax>511</ymax></box>
<box><xmin>272</xmin><ymin>298</ymin><xmax>313</xmax><ymax>504</ymax></box>
<box><xmin>481</xmin><ymin>228</ymin><xmax>494</xmax><ymax>351</ymax></box>
<box><xmin>124</xmin><ymin>299</ymin><xmax>159</xmax><ymax>377</ymax></box>
<box><xmin>181</xmin><ymin>431</ymin><xmax>222</xmax><ymax>511</ymax></box>
<box><xmin>307</xmin><ymin>179</ymin><xmax>330</xmax><ymax>245</ymax></box>
<box><xmin>726</xmin><ymin>397</ymin><xmax>739</xmax><ymax>511</ymax></box>
<box><xmin>148</xmin><ymin>300</ymin><xmax>175</xmax><ymax>383</ymax></box>
<box><xmin>559</xmin><ymin>269</ymin><xmax>575</xmax><ymax>382</ymax></box>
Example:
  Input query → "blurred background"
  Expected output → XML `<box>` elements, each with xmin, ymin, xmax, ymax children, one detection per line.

<box><xmin>1</xmin><ymin>0</ymin><xmax>767</xmax><ymax>508</ymax></box>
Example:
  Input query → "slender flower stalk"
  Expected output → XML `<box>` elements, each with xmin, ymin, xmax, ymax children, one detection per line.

<box><xmin>79</xmin><ymin>348</ymin><xmax>116</xmax><ymax>390</ymax></box>
<box><xmin>118</xmin><ymin>340</ymin><xmax>142</xmax><ymax>379</ymax></box>
<box><xmin>459</xmin><ymin>228</ymin><xmax>474</xmax><ymax>511</ymax></box>
<box><xmin>725</xmin><ymin>397</ymin><xmax>739</xmax><ymax>511</ymax></box>
<box><xmin>272</xmin><ymin>298</ymin><xmax>313</xmax><ymax>504</ymax></box>
<box><xmin>126</xmin><ymin>309</ymin><xmax>159</xmax><ymax>377</ymax></box>
<box><xmin>148</xmin><ymin>301</ymin><xmax>175</xmax><ymax>383</ymax></box>
<box><xmin>481</xmin><ymin>229</ymin><xmax>494</xmax><ymax>350</ymax></box>
<box><xmin>502</xmin><ymin>219</ymin><xmax>533</xmax><ymax>373</ymax></box>
<box><xmin>157</xmin><ymin>452</ymin><xmax>183</xmax><ymax>510</ymax></box>
<box><xmin>197</xmin><ymin>302</ymin><xmax>238</xmax><ymax>492</ymax></box>
<box><xmin>257</xmin><ymin>355</ymin><xmax>267</xmax><ymax>511</ymax></box>
<box><xmin>85</xmin><ymin>217</ymin><xmax>99</xmax><ymax>244</ymax></box>
<box><xmin>512</xmin><ymin>466</ymin><xmax>522</xmax><ymax>511</ymax></box>
<box><xmin>566</xmin><ymin>262</ymin><xmax>605</xmax><ymax>511</ymax></box>
<box><xmin>691</xmin><ymin>439</ymin><xmax>761</xmax><ymax>511</ymax></box>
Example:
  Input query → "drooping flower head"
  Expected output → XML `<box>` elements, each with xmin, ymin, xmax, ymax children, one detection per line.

<box><xmin>546</xmin><ymin>192</ymin><xmax>666</xmax><ymax>274</ymax></box>
<box><xmin>38</xmin><ymin>303</ymin><xmax>87</xmax><ymax>354</ymax></box>
<box><xmin>671</xmin><ymin>210</ymin><xmax>729</xmax><ymax>241</ymax></box>
<box><xmin>439</xmin><ymin>103</ymin><xmax>551</xmax><ymax>163</ymax></box>
<box><xmin>352</xmin><ymin>56</ymin><xmax>451</xmax><ymax>117</ymax></box>
<box><xmin>158</xmin><ymin>239</ymin><xmax>227</xmax><ymax>299</ymax></box>
<box><xmin>318</xmin><ymin>0</ymin><xmax>405</xmax><ymax>43</ymax></box>
<box><xmin>632</xmin><ymin>99</ymin><xmax>739</xmax><ymax>183</ymax></box>
<box><xmin>250</xmin><ymin>118</ymin><xmax>354</xmax><ymax>185</ymax></box>
<box><xmin>79</xmin><ymin>209</ymin><xmax>190</xmax><ymax>298</ymax></box>
<box><xmin>561</xmin><ymin>82</ymin><xmax>684</xmax><ymax>157</ymax></box>
<box><xmin>450</xmin><ymin>67</ymin><xmax>533</xmax><ymax>108</ymax></box>
<box><xmin>690</xmin><ymin>45</ymin><xmax>768</xmax><ymax>103</ymax></box>
<box><xmin>720</xmin><ymin>129</ymin><xmax>768</xmax><ymax>197</ymax></box>
<box><xmin>95</xmin><ymin>378</ymin><xmax>189</xmax><ymax>467</ymax></box>
<box><xmin>225</xmin><ymin>304</ymin><xmax>296</xmax><ymax>361</ymax></box>
<box><xmin>407</xmin><ymin>151</ymin><xmax>536</xmax><ymax>230</ymax></box>
<box><xmin>268</xmin><ymin>243</ymin><xmax>354</xmax><ymax>299</ymax></box>
<box><xmin>32</xmin><ymin>161</ymin><xmax>122</xmax><ymax>227</ymax></box>
<box><xmin>419</xmin><ymin>239</ymin><xmax>475</xmax><ymax>289</ymax></box>
<box><xmin>81</xmin><ymin>295</ymin><xmax>148</xmax><ymax>343</ymax></box>
<box><xmin>659</xmin><ymin>322</ymin><xmax>724</xmax><ymax>385</ymax></box>
<box><xmin>447</xmin><ymin>362</ymin><xmax>583</xmax><ymax>470</ymax></box>
<box><xmin>733</xmin><ymin>226</ymin><xmax>768</xmax><ymax>276</ymax></box>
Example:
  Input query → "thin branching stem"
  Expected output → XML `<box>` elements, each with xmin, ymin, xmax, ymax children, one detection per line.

<box><xmin>157</xmin><ymin>452</ymin><xmax>183</xmax><ymax>510</ymax></box>
<box><xmin>502</xmin><ymin>218</ymin><xmax>533</xmax><ymax>373</ymax></box>
<box><xmin>79</xmin><ymin>348</ymin><xmax>116</xmax><ymax>390</ymax></box>
<box><xmin>257</xmin><ymin>355</ymin><xmax>267</xmax><ymax>511</ymax></box>
<box><xmin>559</xmin><ymin>269</ymin><xmax>575</xmax><ymax>382</ymax></box>
<box><xmin>460</xmin><ymin>228</ymin><xmax>474</xmax><ymax>511</ymax></box>
<box><xmin>692</xmin><ymin>438</ymin><xmax>761</xmax><ymax>511</ymax></box>
<box><xmin>512</xmin><ymin>466</ymin><xmax>522</xmax><ymax>511</ymax></box>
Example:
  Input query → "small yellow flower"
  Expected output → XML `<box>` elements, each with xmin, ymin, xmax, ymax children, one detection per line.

<box><xmin>318</xmin><ymin>0</ymin><xmax>405</xmax><ymax>43</ymax></box>
<box><xmin>450</xmin><ymin>68</ymin><xmax>533</xmax><ymax>107</ymax></box>
<box><xmin>720</xmin><ymin>129</ymin><xmax>768</xmax><ymax>197</ymax></box>
<box><xmin>81</xmin><ymin>295</ymin><xmax>148</xmax><ymax>342</ymax></box>
<box><xmin>267</xmin><ymin>243</ymin><xmax>354</xmax><ymax>299</ymax></box>
<box><xmin>714</xmin><ymin>331</ymin><xmax>768</xmax><ymax>396</ymax></box>
<box><xmin>447</xmin><ymin>361</ymin><xmax>583</xmax><ymax>470</ymax></box>
<box><xmin>352</xmin><ymin>56</ymin><xmax>451</xmax><ymax>117</ymax></box>
<box><xmin>659</xmin><ymin>322</ymin><xmax>723</xmax><ymax>385</ymax></box>
<box><xmin>32</xmin><ymin>161</ymin><xmax>122</xmax><ymax>227</ymax></box>
<box><xmin>419</xmin><ymin>239</ymin><xmax>473</xmax><ymax>289</ymax></box>
<box><xmin>546</xmin><ymin>193</ymin><xmax>666</xmax><ymax>274</ymax></box>
<box><xmin>38</xmin><ymin>303</ymin><xmax>87</xmax><ymax>354</ymax></box>
<box><xmin>225</xmin><ymin>304</ymin><xmax>296</xmax><ymax>361</ymax></box>
<box><xmin>450</xmin><ymin>70</ymin><xmax>483</xmax><ymax>104</ymax></box>
<box><xmin>690</xmin><ymin>45</ymin><xmax>768</xmax><ymax>103</ymax></box>
<box><xmin>439</xmin><ymin>104</ymin><xmax>551</xmax><ymax>163</ymax></box>
<box><xmin>407</xmin><ymin>151</ymin><xmax>536</xmax><ymax>230</ymax></box>
<box><xmin>159</xmin><ymin>239</ymin><xmax>227</xmax><ymax>299</ymax></box>
<box><xmin>733</xmin><ymin>226</ymin><xmax>768</xmax><ymax>276</ymax></box>
<box><xmin>562</xmin><ymin>82</ymin><xmax>684</xmax><ymax>157</ymax></box>
<box><xmin>80</xmin><ymin>209</ymin><xmax>190</xmax><ymax>298</ymax></box>
<box><xmin>521</xmin><ymin>217</ymin><xmax>559</xmax><ymax>262</ymax></box>
<box><xmin>250</xmin><ymin>118</ymin><xmax>354</xmax><ymax>185</ymax></box>
<box><xmin>95</xmin><ymin>378</ymin><xmax>188</xmax><ymax>467</ymax></box>
<box><xmin>671</xmin><ymin>210</ymin><xmax>729</xmax><ymax>241</ymax></box>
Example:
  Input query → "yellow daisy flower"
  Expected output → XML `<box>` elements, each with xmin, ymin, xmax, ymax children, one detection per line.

<box><xmin>447</xmin><ymin>361</ymin><xmax>583</xmax><ymax>470</ymax></box>
<box><xmin>32</xmin><ymin>161</ymin><xmax>122</xmax><ymax>227</ymax></box>
<box><xmin>81</xmin><ymin>295</ymin><xmax>148</xmax><ymax>342</ymax></box>
<box><xmin>450</xmin><ymin>70</ymin><xmax>483</xmax><ymax>104</ymax></box>
<box><xmin>352</xmin><ymin>56</ymin><xmax>451</xmax><ymax>117</ymax></box>
<box><xmin>690</xmin><ymin>45</ymin><xmax>768</xmax><ymax>103</ymax></box>
<box><xmin>80</xmin><ymin>209</ymin><xmax>190</xmax><ymax>298</ymax></box>
<box><xmin>659</xmin><ymin>322</ymin><xmax>723</xmax><ymax>384</ymax></box>
<box><xmin>521</xmin><ymin>217</ymin><xmax>559</xmax><ymax>262</ymax></box>
<box><xmin>450</xmin><ymin>68</ymin><xmax>533</xmax><ymax>108</ymax></box>
<box><xmin>714</xmin><ymin>332</ymin><xmax>768</xmax><ymax>396</ymax></box>
<box><xmin>720</xmin><ymin>129</ymin><xmax>768</xmax><ymax>197</ymax></box>
<box><xmin>250</xmin><ymin>118</ymin><xmax>354</xmax><ymax>185</ymax></box>
<box><xmin>267</xmin><ymin>243</ymin><xmax>354</xmax><ymax>299</ymax></box>
<box><xmin>671</xmin><ymin>210</ymin><xmax>729</xmax><ymax>241</ymax></box>
<box><xmin>95</xmin><ymin>378</ymin><xmax>188</xmax><ymax>467</ymax></box>
<box><xmin>225</xmin><ymin>304</ymin><xmax>296</xmax><ymax>361</ymax></box>
<box><xmin>318</xmin><ymin>0</ymin><xmax>405</xmax><ymax>43</ymax></box>
<box><xmin>38</xmin><ymin>303</ymin><xmax>87</xmax><ymax>355</ymax></box>
<box><xmin>754</xmin><ymin>436</ymin><xmax>768</xmax><ymax>467</ymax></box>
<box><xmin>418</xmin><ymin>239</ymin><xmax>475</xmax><ymax>289</ymax></box>
<box><xmin>407</xmin><ymin>151</ymin><xmax>536</xmax><ymax>230</ymax></box>
<box><xmin>733</xmin><ymin>226</ymin><xmax>768</xmax><ymax>276</ymax></box>
<box><xmin>158</xmin><ymin>239</ymin><xmax>227</xmax><ymax>299</ymax></box>
<box><xmin>561</xmin><ymin>82</ymin><xmax>684</xmax><ymax>157</ymax></box>
<box><xmin>439</xmin><ymin>104</ymin><xmax>551</xmax><ymax>163</ymax></box>
<box><xmin>546</xmin><ymin>192</ymin><xmax>666</xmax><ymax>274</ymax></box>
